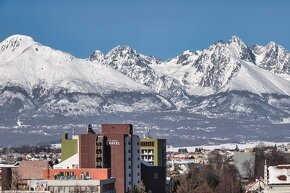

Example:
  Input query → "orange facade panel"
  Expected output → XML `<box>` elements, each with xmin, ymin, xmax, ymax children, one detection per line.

<box><xmin>43</xmin><ymin>168</ymin><xmax>111</xmax><ymax>180</ymax></box>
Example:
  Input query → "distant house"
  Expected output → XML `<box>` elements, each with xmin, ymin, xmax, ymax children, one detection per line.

<box><xmin>264</xmin><ymin>164</ymin><xmax>290</xmax><ymax>193</ymax></box>
<box><xmin>245</xmin><ymin>178</ymin><xmax>265</xmax><ymax>193</ymax></box>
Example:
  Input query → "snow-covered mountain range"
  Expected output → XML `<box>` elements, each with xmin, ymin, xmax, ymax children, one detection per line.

<box><xmin>1</xmin><ymin>34</ymin><xmax>290</xmax><ymax>119</ymax></box>
<box><xmin>1</xmin><ymin>34</ymin><xmax>290</xmax><ymax>146</ymax></box>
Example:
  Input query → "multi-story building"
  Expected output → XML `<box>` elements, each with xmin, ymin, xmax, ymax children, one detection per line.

<box><xmin>59</xmin><ymin>124</ymin><xmax>141</xmax><ymax>193</ymax></box>
<box><xmin>101</xmin><ymin>124</ymin><xmax>141</xmax><ymax>193</ymax></box>
<box><xmin>140</xmin><ymin>138</ymin><xmax>166</xmax><ymax>167</ymax></box>
<box><xmin>139</xmin><ymin>138</ymin><xmax>167</xmax><ymax>193</ymax></box>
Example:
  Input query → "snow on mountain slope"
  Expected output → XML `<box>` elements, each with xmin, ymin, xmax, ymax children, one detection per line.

<box><xmin>90</xmin><ymin>45</ymin><xmax>190</xmax><ymax>107</ymax></box>
<box><xmin>0</xmin><ymin>35</ymin><xmax>36</xmax><ymax>63</ymax></box>
<box><xmin>0</xmin><ymin>35</ymin><xmax>173</xmax><ymax>116</ymax></box>
<box><xmin>0</xmin><ymin>36</ymin><xmax>151</xmax><ymax>94</ymax></box>
<box><xmin>152</xmin><ymin>37</ymin><xmax>247</xmax><ymax>96</ymax></box>
<box><xmin>152</xmin><ymin>36</ymin><xmax>290</xmax><ymax>97</ymax></box>
<box><xmin>225</xmin><ymin>61</ymin><xmax>290</xmax><ymax>95</ymax></box>
<box><xmin>1</xmin><ymin>34</ymin><xmax>290</xmax><ymax>117</ymax></box>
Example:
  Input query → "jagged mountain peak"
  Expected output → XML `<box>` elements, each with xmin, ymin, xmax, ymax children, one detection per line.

<box><xmin>108</xmin><ymin>45</ymin><xmax>137</xmax><ymax>57</ymax></box>
<box><xmin>252</xmin><ymin>41</ymin><xmax>290</xmax><ymax>75</ymax></box>
<box><xmin>229</xmin><ymin>35</ymin><xmax>245</xmax><ymax>44</ymax></box>
<box><xmin>265</xmin><ymin>41</ymin><xmax>286</xmax><ymax>52</ymax></box>
<box><xmin>89</xmin><ymin>50</ymin><xmax>105</xmax><ymax>63</ymax></box>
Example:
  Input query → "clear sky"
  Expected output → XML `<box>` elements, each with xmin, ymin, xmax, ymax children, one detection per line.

<box><xmin>0</xmin><ymin>0</ymin><xmax>290</xmax><ymax>60</ymax></box>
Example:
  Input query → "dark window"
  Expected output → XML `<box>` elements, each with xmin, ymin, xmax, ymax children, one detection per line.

<box><xmin>154</xmin><ymin>173</ymin><xmax>158</xmax><ymax>179</ymax></box>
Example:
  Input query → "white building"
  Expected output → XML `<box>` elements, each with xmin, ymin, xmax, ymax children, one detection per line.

<box><xmin>27</xmin><ymin>179</ymin><xmax>116</xmax><ymax>193</ymax></box>
<box><xmin>264</xmin><ymin>164</ymin><xmax>290</xmax><ymax>193</ymax></box>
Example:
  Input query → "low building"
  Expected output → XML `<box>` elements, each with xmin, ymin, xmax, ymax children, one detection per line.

<box><xmin>264</xmin><ymin>164</ymin><xmax>290</xmax><ymax>193</ymax></box>
<box><xmin>27</xmin><ymin>179</ymin><xmax>116</xmax><ymax>193</ymax></box>
<box><xmin>245</xmin><ymin>178</ymin><xmax>265</xmax><ymax>193</ymax></box>
<box><xmin>43</xmin><ymin>168</ymin><xmax>111</xmax><ymax>181</ymax></box>
<box><xmin>16</xmin><ymin>160</ymin><xmax>50</xmax><ymax>190</ymax></box>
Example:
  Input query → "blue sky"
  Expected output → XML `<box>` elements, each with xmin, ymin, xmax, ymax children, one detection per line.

<box><xmin>0</xmin><ymin>0</ymin><xmax>290</xmax><ymax>60</ymax></box>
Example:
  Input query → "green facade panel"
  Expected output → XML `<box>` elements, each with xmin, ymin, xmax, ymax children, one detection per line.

<box><xmin>61</xmin><ymin>133</ymin><xmax>78</xmax><ymax>161</ymax></box>
<box><xmin>140</xmin><ymin>138</ymin><xmax>166</xmax><ymax>167</ymax></box>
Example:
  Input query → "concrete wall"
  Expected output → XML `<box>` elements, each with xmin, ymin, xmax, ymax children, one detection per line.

<box><xmin>18</xmin><ymin>161</ymin><xmax>49</xmax><ymax>180</ymax></box>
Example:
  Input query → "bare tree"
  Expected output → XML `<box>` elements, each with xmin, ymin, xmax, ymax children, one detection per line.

<box><xmin>242</xmin><ymin>160</ymin><xmax>254</xmax><ymax>180</ymax></box>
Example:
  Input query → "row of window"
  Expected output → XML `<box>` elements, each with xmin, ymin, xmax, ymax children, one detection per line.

<box><xmin>48</xmin><ymin>186</ymin><xmax>98</xmax><ymax>193</ymax></box>
<box><xmin>141</xmin><ymin>142</ymin><xmax>155</xmax><ymax>146</ymax></box>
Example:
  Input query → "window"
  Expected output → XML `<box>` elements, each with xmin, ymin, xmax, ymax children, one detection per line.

<box><xmin>154</xmin><ymin>173</ymin><xmax>158</xmax><ymax>179</ymax></box>
<box><xmin>54</xmin><ymin>187</ymin><xmax>59</xmax><ymax>193</ymax></box>
<box><xmin>128</xmin><ymin>157</ymin><xmax>131</xmax><ymax>161</ymax></box>
<box><xmin>48</xmin><ymin>187</ymin><xmax>53</xmax><ymax>192</ymax></box>
<box><xmin>128</xmin><ymin>149</ymin><xmax>131</xmax><ymax>153</ymax></box>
